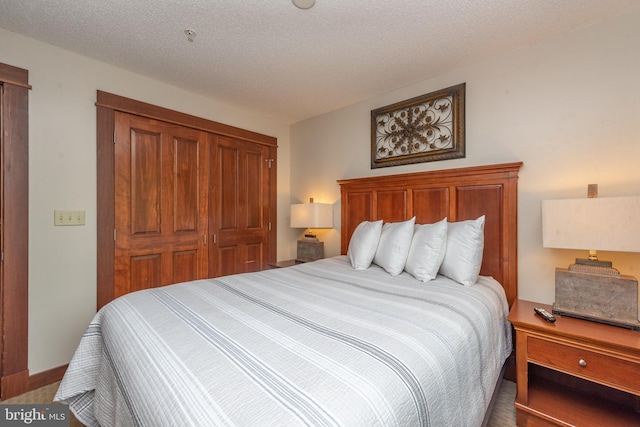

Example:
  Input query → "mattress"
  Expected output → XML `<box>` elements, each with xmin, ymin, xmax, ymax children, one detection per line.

<box><xmin>55</xmin><ymin>256</ymin><xmax>512</xmax><ymax>427</ymax></box>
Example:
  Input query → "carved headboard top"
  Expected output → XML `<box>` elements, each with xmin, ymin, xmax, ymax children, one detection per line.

<box><xmin>337</xmin><ymin>162</ymin><xmax>522</xmax><ymax>306</ymax></box>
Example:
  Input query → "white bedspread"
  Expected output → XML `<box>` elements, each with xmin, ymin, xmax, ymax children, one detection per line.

<box><xmin>55</xmin><ymin>256</ymin><xmax>512</xmax><ymax>427</ymax></box>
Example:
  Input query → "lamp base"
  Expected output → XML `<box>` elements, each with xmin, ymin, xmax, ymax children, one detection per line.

<box><xmin>552</xmin><ymin>305</ymin><xmax>640</xmax><ymax>330</ymax></box>
<box><xmin>570</xmin><ymin>260</ymin><xmax>619</xmax><ymax>276</ymax></box>
<box><xmin>553</xmin><ymin>267</ymin><xmax>639</xmax><ymax>329</ymax></box>
<box><xmin>574</xmin><ymin>258</ymin><xmax>613</xmax><ymax>268</ymax></box>
<box><xmin>296</xmin><ymin>239</ymin><xmax>324</xmax><ymax>262</ymax></box>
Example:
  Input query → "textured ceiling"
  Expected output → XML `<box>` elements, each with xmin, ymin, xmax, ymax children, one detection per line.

<box><xmin>1</xmin><ymin>0</ymin><xmax>639</xmax><ymax>124</ymax></box>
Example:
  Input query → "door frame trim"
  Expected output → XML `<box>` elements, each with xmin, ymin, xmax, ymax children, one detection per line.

<box><xmin>0</xmin><ymin>63</ymin><xmax>30</xmax><ymax>399</ymax></box>
<box><xmin>96</xmin><ymin>91</ymin><xmax>278</xmax><ymax>309</ymax></box>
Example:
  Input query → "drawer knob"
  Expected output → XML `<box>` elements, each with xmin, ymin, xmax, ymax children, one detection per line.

<box><xmin>578</xmin><ymin>359</ymin><xmax>587</xmax><ymax>367</ymax></box>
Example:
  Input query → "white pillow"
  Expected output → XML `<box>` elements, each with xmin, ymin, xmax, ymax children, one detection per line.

<box><xmin>373</xmin><ymin>217</ymin><xmax>416</xmax><ymax>276</ymax></box>
<box><xmin>439</xmin><ymin>215</ymin><xmax>485</xmax><ymax>286</ymax></box>
<box><xmin>347</xmin><ymin>220</ymin><xmax>383</xmax><ymax>269</ymax></box>
<box><xmin>404</xmin><ymin>218</ymin><xmax>448</xmax><ymax>282</ymax></box>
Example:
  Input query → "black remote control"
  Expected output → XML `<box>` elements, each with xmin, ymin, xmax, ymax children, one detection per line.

<box><xmin>534</xmin><ymin>307</ymin><xmax>556</xmax><ymax>323</ymax></box>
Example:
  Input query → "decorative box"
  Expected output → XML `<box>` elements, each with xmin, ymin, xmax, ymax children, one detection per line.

<box><xmin>553</xmin><ymin>266</ymin><xmax>639</xmax><ymax>330</ymax></box>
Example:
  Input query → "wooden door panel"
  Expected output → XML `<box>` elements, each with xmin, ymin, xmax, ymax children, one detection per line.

<box><xmin>219</xmin><ymin>247</ymin><xmax>238</xmax><ymax>277</ymax></box>
<box><xmin>245</xmin><ymin>243</ymin><xmax>262</xmax><ymax>273</ymax></box>
<box><xmin>174</xmin><ymin>137</ymin><xmax>200</xmax><ymax>232</ymax></box>
<box><xmin>219</xmin><ymin>144</ymin><xmax>239</xmax><ymax>230</ymax></box>
<box><xmin>130</xmin><ymin>128</ymin><xmax>161</xmax><ymax>235</ymax></box>
<box><xmin>211</xmin><ymin>136</ymin><xmax>269</xmax><ymax>276</ymax></box>
<box><xmin>217</xmin><ymin>233</ymin><xmax>264</xmax><ymax>246</ymax></box>
<box><xmin>128</xmin><ymin>254</ymin><xmax>161</xmax><ymax>293</ymax></box>
<box><xmin>114</xmin><ymin>112</ymin><xmax>209</xmax><ymax>298</ymax></box>
<box><xmin>173</xmin><ymin>250</ymin><xmax>198</xmax><ymax>284</ymax></box>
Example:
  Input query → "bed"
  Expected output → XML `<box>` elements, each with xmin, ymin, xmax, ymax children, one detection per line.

<box><xmin>56</xmin><ymin>162</ymin><xmax>522</xmax><ymax>426</ymax></box>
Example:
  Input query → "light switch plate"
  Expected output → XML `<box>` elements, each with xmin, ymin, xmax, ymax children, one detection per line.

<box><xmin>54</xmin><ymin>210</ymin><xmax>86</xmax><ymax>226</ymax></box>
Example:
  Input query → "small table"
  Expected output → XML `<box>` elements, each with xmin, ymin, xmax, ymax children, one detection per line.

<box><xmin>269</xmin><ymin>259</ymin><xmax>304</xmax><ymax>269</ymax></box>
<box><xmin>508</xmin><ymin>299</ymin><xmax>640</xmax><ymax>426</ymax></box>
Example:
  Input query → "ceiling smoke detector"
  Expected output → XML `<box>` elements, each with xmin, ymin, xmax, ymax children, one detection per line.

<box><xmin>292</xmin><ymin>0</ymin><xmax>316</xmax><ymax>10</ymax></box>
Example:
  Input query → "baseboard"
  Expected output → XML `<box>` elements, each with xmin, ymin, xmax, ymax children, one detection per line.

<box><xmin>28</xmin><ymin>364</ymin><xmax>68</xmax><ymax>391</ymax></box>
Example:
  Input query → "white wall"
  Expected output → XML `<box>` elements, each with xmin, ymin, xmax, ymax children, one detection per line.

<box><xmin>290</xmin><ymin>11</ymin><xmax>640</xmax><ymax>305</ymax></box>
<box><xmin>0</xmin><ymin>28</ymin><xmax>291</xmax><ymax>374</ymax></box>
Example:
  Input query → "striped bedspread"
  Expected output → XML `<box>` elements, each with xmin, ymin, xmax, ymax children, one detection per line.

<box><xmin>55</xmin><ymin>256</ymin><xmax>512</xmax><ymax>427</ymax></box>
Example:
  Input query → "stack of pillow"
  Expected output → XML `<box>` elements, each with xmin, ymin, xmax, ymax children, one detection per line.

<box><xmin>347</xmin><ymin>215</ymin><xmax>485</xmax><ymax>286</ymax></box>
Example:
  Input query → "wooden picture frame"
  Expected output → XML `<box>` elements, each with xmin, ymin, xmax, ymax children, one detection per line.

<box><xmin>371</xmin><ymin>83</ymin><xmax>465</xmax><ymax>168</ymax></box>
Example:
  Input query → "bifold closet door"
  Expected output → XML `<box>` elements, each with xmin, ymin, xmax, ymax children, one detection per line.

<box><xmin>113</xmin><ymin>112</ymin><xmax>209</xmax><ymax>297</ymax></box>
<box><xmin>209</xmin><ymin>135</ymin><xmax>270</xmax><ymax>277</ymax></box>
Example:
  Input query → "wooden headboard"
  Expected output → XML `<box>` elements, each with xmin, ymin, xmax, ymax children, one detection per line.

<box><xmin>337</xmin><ymin>162</ymin><xmax>522</xmax><ymax>306</ymax></box>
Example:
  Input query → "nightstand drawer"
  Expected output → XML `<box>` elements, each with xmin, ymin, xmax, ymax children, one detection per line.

<box><xmin>528</xmin><ymin>336</ymin><xmax>640</xmax><ymax>394</ymax></box>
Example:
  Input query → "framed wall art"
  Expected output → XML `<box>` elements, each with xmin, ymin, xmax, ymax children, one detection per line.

<box><xmin>371</xmin><ymin>83</ymin><xmax>465</xmax><ymax>169</ymax></box>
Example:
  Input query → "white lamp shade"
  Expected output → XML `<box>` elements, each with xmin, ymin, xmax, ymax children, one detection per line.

<box><xmin>290</xmin><ymin>203</ymin><xmax>333</xmax><ymax>229</ymax></box>
<box><xmin>541</xmin><ymin>195</ymin><xmax>640</xmax><ymax>253</ymax></box>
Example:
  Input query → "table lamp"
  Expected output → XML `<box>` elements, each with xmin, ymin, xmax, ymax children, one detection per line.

<box><xmin>290</xmin><ymin>198</ymin><xmax>333</xmax><ymax>262</ymax></box>
<box><xmin>541</xmin><ymin>185</ymin><xmax>640</xmax><ymax>329</ymax></box>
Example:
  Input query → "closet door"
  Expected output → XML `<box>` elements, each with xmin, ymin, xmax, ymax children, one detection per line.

<box><xmin>210</xmin><ymin>135</ymin><xmax>270</xmax><ymax>276</ymax></box>
<box><xmin>97</xmin><ymin>91</ymin><xmax>277</xmax><ymax>307</ymax></box>
<box><xmin>114</xmin><ymin>112</ymin><xmax>209</xmax><ymax>297</ymax></box>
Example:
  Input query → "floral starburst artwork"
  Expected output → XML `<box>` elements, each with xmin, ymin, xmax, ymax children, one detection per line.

<box><xmin>371</xmin><ymin>84</ymin><xmax>465</xmax><ymax>168</ymax></box>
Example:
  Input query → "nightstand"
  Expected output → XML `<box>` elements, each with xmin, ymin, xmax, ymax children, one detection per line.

<box><xmin>268</xmin><ymin>259</ymin><xmax>303</xmax><ymax>269</ymax></box>
<box><xmin>508</xmin><ymin>299</ymin><xmax>640</xmax><ymax>426</ymax></box>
